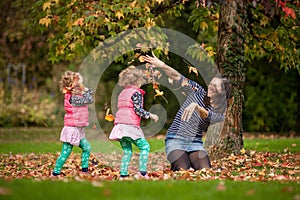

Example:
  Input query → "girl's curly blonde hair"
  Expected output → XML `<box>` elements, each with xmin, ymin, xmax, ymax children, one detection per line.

<box><xmin>118</xmin><ymin>66</ymin><xmax>145</xmax><ymax>87</ymax></box>
<box><xmin>59</xmin><ymin>70</ymin><xmax>84</xmax><ymax>95</ymax></box>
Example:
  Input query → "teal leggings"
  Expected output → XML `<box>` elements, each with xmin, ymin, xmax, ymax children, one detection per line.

<box><xmin>53</xmin><ymin>137</ymin><xmax>91</xmax><ymax>174</ymax></box>
<box><xmin>119</xmin><ymin>137</ymin><xmax>150</xmax><ymax>176</ymax></box>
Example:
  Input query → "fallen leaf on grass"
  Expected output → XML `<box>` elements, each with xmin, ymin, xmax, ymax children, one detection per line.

<box><xmin>0</xmin><ymin>151</ymin><xmax>299</xmax><ymax>182</ymax></box>
<box><xmin>0</xmin><ymin>187</ymin><xmax>11</xmax><ymax>195</ymax></box>
<box><xmin>216</xmin><ymin>182</ymin><xmax>226</xmax><ymax>191</ymax></box>
<box><xmin>246</xmin><ymin>189</ymin><xmax>256</xmax><ymax>196</ymax></box>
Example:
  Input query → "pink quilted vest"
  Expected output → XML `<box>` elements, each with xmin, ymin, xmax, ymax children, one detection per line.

<box><xmin>64</xmin><ymin>93</ymin><xmax>89</xmax><ymax>127</ymax></box>
<box><xmin>114</xmin><ymin>86</ymin><xmax>145</xmax><ymax>126</ymax></box>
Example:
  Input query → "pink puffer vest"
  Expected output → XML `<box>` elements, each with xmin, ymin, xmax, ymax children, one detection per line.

<box><xmin>114</xmin><ymin>86</ymin><xmax>145</xmax><ymax>126</ymax></box>
<box><xmin>64</xmin><ymin>93</ymin><xmax>89</xmax><ymax>127</ymax></box>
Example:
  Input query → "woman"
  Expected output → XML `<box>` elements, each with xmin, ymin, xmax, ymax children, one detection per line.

<box><xmin>143</xmin><ymin>54</ymin><xmax>231</xmax><ymax>171</ymax></box>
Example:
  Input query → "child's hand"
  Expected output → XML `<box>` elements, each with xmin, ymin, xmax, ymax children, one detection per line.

<box><xmin>149</xmin><ymin>113</ymin><xmax>159</xmax><ymax>122</ymax></box>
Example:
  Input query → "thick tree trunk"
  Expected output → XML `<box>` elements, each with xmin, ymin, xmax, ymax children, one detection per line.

<box><xmin>205</xmin><ymin>0</ymin><xmax>246</xmax><ymax>157</ymax></box>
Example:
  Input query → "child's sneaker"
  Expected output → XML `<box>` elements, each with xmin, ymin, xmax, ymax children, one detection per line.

<box><xmin>51</xmin><ymin>171</ymin><xmax>65</xmax><ymax>177</ymax></box>
<box><xmin>52</xmin><ymin>172</ymin><xmax>60</xmax><ymax>176</ymax></box>
<box><xmin>119</xmin><ymin>174</ymin><xmax>130</xmax><ymax>180</ymax></box>
<box><xmin>134</xmin><ymin>171</ymin><xmax>149</xmax><ymax>180</ymax></box>
<box><xmin>82</xmin><ymin>168</ymin><xmax>88</xmax><ymax>173</ymax></box>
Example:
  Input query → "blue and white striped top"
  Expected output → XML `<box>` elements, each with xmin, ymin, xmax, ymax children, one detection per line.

<box><xmin>168</xmin><ymin>75</ymin><xmax>224</xmax><ymax>139</ymax></box>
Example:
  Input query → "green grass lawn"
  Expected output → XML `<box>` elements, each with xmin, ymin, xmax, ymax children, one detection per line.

<box><xmin>0</xmin><ymin>134</ymin><xmax>299</xmax><ymax>154</ymax></box>
<box><xmin>0</xmin><ymin>179</ymin><xmax>299</xmax><ymax>200</ymax></box>
<box><xmin>0</xmin><ymin>128</ymin><xmax>299</xmax><ymax>200</ymax></box>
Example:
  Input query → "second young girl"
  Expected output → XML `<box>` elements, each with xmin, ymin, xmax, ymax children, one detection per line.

<box><xmin>109</xmin><ymin>66</ymin><xmax>159</xmax><ymax>179</ymax></box>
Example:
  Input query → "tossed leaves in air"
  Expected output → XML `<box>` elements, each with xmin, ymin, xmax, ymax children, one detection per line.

<box><xmin>104</xmin><ymin>108</ymin><xmax>114</xmax><ymax>122</ymax></box>
<box><xmin>184</xmin><ymin>59</ymin><xmax>199</xmax><ymax>76</ymax></box>
<box><xmin>146</xmin><ymin>64</ymin><xmax>168</xmax><ymax>103</ymax></box>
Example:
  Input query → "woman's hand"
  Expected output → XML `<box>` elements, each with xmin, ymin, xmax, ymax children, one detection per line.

<box><xmin>142</xmin><ymin>52</ymin><xmax>165</xmax><ymax>68</ymax></box>
<box><xmin>150</xmin><ymin>113</ymin><xmax>159</xmax><ymax>122</ymax></box>
<box><xmin>181</xmin><ymin>102</ymin><xmax>209</xmax><ymax>122</ymax></box>
<box><xmin>142</xmin><ymin>52</ymin><xmax>181</xmax><ymax>81</ymax></box>
<box><xmin>181</xmin><ymin>102</ymin><xmax>198</xmax><ymax>122</ymax></box>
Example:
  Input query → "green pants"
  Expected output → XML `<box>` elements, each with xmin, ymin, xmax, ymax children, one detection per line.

<box><xmin>119</xmin><ymin>137</ymin><xmax>150</xmax><ymax>176</ymax></box>
<box><xmin>53</xmin><ymin>137</ymin><xmax>91</xmax><ymax>174</ymax></box>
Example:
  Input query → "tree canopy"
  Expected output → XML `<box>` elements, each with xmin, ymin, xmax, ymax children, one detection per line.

<box><xmin>34</xmin><ymin>0</ymin><xmax>299</xmax><ymax>72</ymax></box>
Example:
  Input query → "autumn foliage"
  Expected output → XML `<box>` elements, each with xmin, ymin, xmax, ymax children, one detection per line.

<box><xmin>0</xmin><ymin>150</ymin><xmax>299</xmax><ymax>182</ymax></box>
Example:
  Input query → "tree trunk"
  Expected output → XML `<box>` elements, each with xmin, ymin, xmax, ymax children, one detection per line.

<box><xmin>205</xmin><ymin>0</ymin><xmax>246</xmax><ymax>157</ymax></box>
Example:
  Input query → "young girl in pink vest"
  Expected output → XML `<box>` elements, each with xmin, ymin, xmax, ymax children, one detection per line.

<box><xmin>52</xmin><ymin>71</ymin><xmax>94</xmax><ymax>176</ymax></box>
<box><xmin>109</xmin><ymin>66</ymin><xmax>159</xmax><ymax>179</ymax></box>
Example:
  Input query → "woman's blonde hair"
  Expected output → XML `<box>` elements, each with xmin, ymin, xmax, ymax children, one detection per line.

<box><xmin>59</xmin><ymin>70</ymin><xmax>84</xmax><ymax>94</ymax></box>
<box><xmin>118</xmin><ymin>66</ymin><xmax>145</xmax><ymax>87</ymax></box>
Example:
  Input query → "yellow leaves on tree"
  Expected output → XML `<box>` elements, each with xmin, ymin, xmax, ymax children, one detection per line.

<box><xmin>115</xmin><ymin>10</ymin><xmax>124</xmax><ymax>20</ymax></box>
<box><xmin>260</xmin><ymin>15</ymin><xmax>269</xmax><ymax>27</ymax></box>
<box><xmin>205</xmin><ymin>46</ymin><xmax>215</xmax><ymax>57</ymax></box>
<box><xmin>42</xmin><ymin>2</ymin><xmax>52</xmax><ymax>11</ymax></box>
<box><xmin>155</xmin><ymin>0</ymin><xmax>164</xmax><ymax>4</ymax></box>
<box><xmin>73</xmin><ymin>18</ymin><xmax>84</xmax><ymax>26</ymax></box>
<box><xmin>39</xmin><ymin>17</ymin><xmax>51</xmax><ymax>27</ymax></box>
<box><xmin>42</xmin><ymin>0</ymin><xmax>60</xmax><ymax>11</ymax></box>
<box><xmin>200</xmin><ymin>21</ymin><xmax>208</xmax><ymax>30</ymax></box>
<box><xmin>144</xmin><ymin>18</ymin><xmax>156</xmax><ymax>28</ymax></box>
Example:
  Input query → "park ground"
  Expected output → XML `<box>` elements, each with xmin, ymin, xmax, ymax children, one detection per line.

<box><xmin>0</xmin><ymin>128</ymin><xmax>299</xmax><ymax>199</ymax></box>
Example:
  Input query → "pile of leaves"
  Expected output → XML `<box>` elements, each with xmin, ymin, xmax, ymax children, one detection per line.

<box><xmin>0</xmin><ymin>150</ymin><xmax>299</xmax><ymax>182</ymax></box>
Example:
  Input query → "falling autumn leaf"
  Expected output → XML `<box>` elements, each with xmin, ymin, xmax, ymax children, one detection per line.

<box><xmin>154</xmin><ymin>89</ymin><xmax>168</xmax><ymax>103</ymax></box>
<box><xmin>105</xmin><ymin>114</ymin><xmax>114</xmax><ymax>122</ymax></box>
<box><xmin>105</xmin><ymin>108</ymin><xmax>114</xmax><ymax>122</ymax></box>
<box><xmin>188</xmin><ymin>65</ymin><xmax>198</xmax><ymax>76</ymax></box>
<box><xmin>168</xmin><ymin>78</ymin><xmax>174</xmax><ymax>85</ymax></box>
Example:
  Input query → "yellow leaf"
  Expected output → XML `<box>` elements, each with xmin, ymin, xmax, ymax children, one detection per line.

<box><xmin>260</xmin><ymin>15</ymin><xmax>269</xmax><ymax>27</ymax></box>
<box><xmin>73</xmin><ymin>18</ymin><xmax>84</xmax><ymax>26</ymax></box>
<box><xmin>52</xmin><ymin>0</ymin><xmax>60</xmax><ymax>4</ymax></box>
<box><xmin>69</xmin><ymin>43</ymin><xmax>76</xmax><ymax>50</ymax></box>
<box><xmin>130</xmin><ymin>0</ymin><xmax>136</xmax><ymax>8</ymax></box>
<box><xmin>260</xmin><ymin>34</ymin><xmax>267</xmax><ymax>39</ymax></box>
<box><xmin>156</xmin><ymin>0</ymin><xmax>164</xmax><ymax>4</ymax></box>
<box><xmin>138</xmin><ymin>56</ymin><xmax>145</xmax><ymax>62</ymax></box>
<box><xmin>168</xmin><ymin>78</ymin><xmax>174</xmax><ymax>85</ymax></box>
<box><xmin>105</xmin><ymin>114</ymin><xmax>114</xmax><ymax>122</ymax></box>
<box><xmin>43</xmin><ymin>2</ymin><xmax>51</xmax><ymax>11</ymax></box>
<box><xmin>188</xmin><ymin>65</ymin><xmax>198</xmax><ymax>76</ymax></box>
<box><xmin>240</xmin><ymin>148</ymin><xmax>246</xmax><ymax>154</ymax></box>
<box><xmin>105</xmin><ymin>108</ymin><xmax>114</xmax><ymax>122</ymax></box>
<box><xmin>144</xmin><ymin>18</ymin><xmax>155</xmax><ymax>28</ymax></box>
<box><xmin>205</xmin><ymin>46</ymin><xmax>213</xmax><ymax>51</ymax></box>
<box><xmin>39</xmin><ymin>17</ymin><xmax>51</xmax><ymax>27</ymax></box>
<box><xmin>207</xmin><ymin>50</ymin><xmax>215</xmax><ymax>57</ymax></box>
<box><xmin>115</xmin><ymin>10</ymin><xmax>124</xmax><ymax>20</ymax></box>
<box><xmin>154</xmin><ymin>89</ymin><xmax>163</xmax><ymax>96</ymax></box>
<box><xmin>154</xmin><ymin>89</ymin><xmax>168</xmax><ymax>103</ymax></box>
<box><xmin>200</xmin><ymin>21</ymin><xmax>208</xmax><ymax>30</ymax></box>
<box><xmin>213</xmin><ymin>12</ymin><xmax>219</xmax><ymax>19</ymax></box>
<box><xmin>144</xmin><ymin>4</ymin><xmax>151</xmax><ymax>12</ymax></box>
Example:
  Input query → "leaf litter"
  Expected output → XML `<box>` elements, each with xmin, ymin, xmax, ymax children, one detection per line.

<box><xmin>0</xmin><ymin>150</ymin><xmax>299</xmax><ymax>182</ymax></box>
